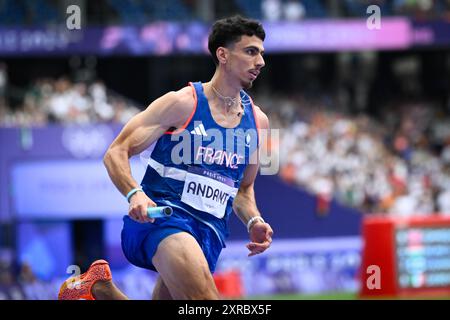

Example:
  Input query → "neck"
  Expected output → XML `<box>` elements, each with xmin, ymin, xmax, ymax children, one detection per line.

<box><xmin>209</xmin><ymin>69</ymin><xmax>241</xmax><ymax>100</ymax></box>
<box><xmin>207</xmin><ymin>70</ymin><xmax>244</xmax><ymax>115</ymax></box>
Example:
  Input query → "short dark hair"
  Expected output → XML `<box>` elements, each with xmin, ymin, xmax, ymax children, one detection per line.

<box><xmin>208</xmin><ymin>15</ymin><xmax>266</xmax><ymax>66</ymax></box>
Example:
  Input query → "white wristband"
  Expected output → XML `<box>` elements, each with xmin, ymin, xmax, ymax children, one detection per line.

<box><xmin>126</xmin><ymin>187</ymin><xmax>143</xmax><ymax>203</ymax></box>
<box><xmin>247</xmin><ymin>216</ymin><xmax>265</xmax><ymax>233</ymax></box>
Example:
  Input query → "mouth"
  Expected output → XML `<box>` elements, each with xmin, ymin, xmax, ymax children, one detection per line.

<box><xmin>248</xmin><ymin>70</ymin><xmax>260</xmax><ymax>80</ymax></box>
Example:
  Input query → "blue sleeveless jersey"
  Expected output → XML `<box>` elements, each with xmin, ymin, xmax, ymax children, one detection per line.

<box><xmin>140</xmin><ymin>82</ymin><xmax>260</xmax><ymax>246</ymax></box>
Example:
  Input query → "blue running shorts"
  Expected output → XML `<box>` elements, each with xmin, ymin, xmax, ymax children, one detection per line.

<box><xmin>121</xmin><ymin>207</ymin><xmax>224</xmax><ymax>273</ymax></box>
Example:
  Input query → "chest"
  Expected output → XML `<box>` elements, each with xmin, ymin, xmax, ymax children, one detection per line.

<box><xmin>208</xmin><ymin>102</ymin><xmax>244</xmax><ymax>129</ymax></box>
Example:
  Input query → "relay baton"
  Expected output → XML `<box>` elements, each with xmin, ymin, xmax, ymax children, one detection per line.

<box><xmin>147</xmin><ymin>206</ymin><xmax>173</xmax><ymax>219</ymax></box>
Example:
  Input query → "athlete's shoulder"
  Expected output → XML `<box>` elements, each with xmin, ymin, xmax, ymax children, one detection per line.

<box><xmin>252</xmin><ymin>104</ymin><xmax>269</xmax><ymax>130</ymax></box>
<box><xmin>173</xmin><ymin>85</ymin><xmax>196</xmax><ymax>105</ymax></box>
<box><xmin>156</xmin><ymin>85</ymin><xmax>196</xmax><ymax>128</ymax></box>
<box><xmin>163</xmin><ymin>85</ymin><xmax>196</xmax><ymax>110</ymax></box>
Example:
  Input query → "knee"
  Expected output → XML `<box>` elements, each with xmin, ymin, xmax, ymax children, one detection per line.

<box><xmin>185</xmin><ymin>270</ymin><xmax>219</xmax><ymax>300</ymax></box>
<box><xmin>186</xmin><ymin>285</ymin><xmax>219</xmax><ymax>300</ymax></box>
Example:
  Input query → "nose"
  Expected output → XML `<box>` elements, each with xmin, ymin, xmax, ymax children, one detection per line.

<box><xmin>256</xmin><ymin>54</ymin><xmax>265</xmax><ymax>68</ymax></box>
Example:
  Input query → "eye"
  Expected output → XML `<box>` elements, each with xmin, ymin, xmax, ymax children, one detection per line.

<box><xmin>246</xmin><ymin>48</ymin><xmax>257</xmax><ymax>55</ymax></box>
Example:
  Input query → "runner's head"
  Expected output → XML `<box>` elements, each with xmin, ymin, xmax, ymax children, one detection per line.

<box><xmin>208</xmin><ymin>16</ymin><xmax>266</xmax><ymax>89</ymax></box>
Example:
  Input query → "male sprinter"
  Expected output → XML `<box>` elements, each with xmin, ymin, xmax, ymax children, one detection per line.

<box><xmin>59</xmin><ymin>15</ymin><xmax>273</xmax><ymax>300</ymax></box>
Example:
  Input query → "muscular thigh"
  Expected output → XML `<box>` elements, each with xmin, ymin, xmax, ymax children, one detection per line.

<box><xmin>152</xmin><ymin>232</ymin><xmax>219</xmax><ymax>300</ymax></box>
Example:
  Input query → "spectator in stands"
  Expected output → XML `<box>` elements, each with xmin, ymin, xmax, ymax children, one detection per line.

<box><xmin>438</xmin><ymin>188</ymin><xmax>450</xmax><ymax>215</ymax></box>
<box><xmin>0</xmin><ymin>63</ymin><xmax>7</xmax><ymax>102</ymax></box>
<box><xmin>283</xmin><ymin>0</ymin><xmax>306</xmax><ymax>21</ymax></box>
<box><xmin>262</xmin><ymin>0</ymin><xmax>283</xmax><ymax>21</ymax></box>
<box><xmin>17</xmin><ymin>262</ymin><xmax>37</xmax><ymax>285</ymax></box>
<box><xmin>0</xmin><ymin>259</ymin><xmax>14</xmax><ymax>287</ymax></box>
<box><xmin>90</xmin><ymin>80</ymin><xmax>115</xmax><ymax>122</ymax></box>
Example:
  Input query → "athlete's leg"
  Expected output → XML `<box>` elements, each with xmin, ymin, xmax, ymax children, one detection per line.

<box><xmin>91</xmin><ymin>279</ymin><xmax>128</xmax><ymax>300</ymax></box>
<box><xmin>151</xmin><ymin>276</ymin><xmax>173</xmax><ymax>300</ymax></box>
<box><xmin>152</xmin><ymin>232</ymin><xmax>219</xmax><ymax>300</ymax></box>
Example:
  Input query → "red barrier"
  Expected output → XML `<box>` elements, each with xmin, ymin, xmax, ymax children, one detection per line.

<box><xmin>213</xmin><ymin>270</ymin><xmax>244</xmax><ymax>299</ymax></box>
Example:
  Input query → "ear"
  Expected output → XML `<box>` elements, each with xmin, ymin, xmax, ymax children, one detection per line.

<box><xmin>216</xmin><ymin>47</ymin><xmax>228</xmax><ymax>65</ymax></box>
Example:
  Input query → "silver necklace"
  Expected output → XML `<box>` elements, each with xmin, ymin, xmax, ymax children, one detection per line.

<box><xmin>211</xmin><ymin>85</ymin><xmax>242</xmax><ymax>109</ymax></box>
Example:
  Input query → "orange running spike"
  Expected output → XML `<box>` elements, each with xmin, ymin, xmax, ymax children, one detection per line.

<box><xmin>58</xmin><ymin>259</ymin><xmax>112</xmax><ymax>300</ymax></box>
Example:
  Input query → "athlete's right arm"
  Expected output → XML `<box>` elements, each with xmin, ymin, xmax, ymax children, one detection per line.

<box><xmin>103</xmin><ymin>86</ymin><xmax>194</xmax><ymax>223</ymax></box>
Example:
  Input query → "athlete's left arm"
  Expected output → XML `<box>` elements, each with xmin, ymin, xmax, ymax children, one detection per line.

<box><xmin>232</xmin><ymin>107</ymin><xmax>273</xmax><ymax>257</ymax></box>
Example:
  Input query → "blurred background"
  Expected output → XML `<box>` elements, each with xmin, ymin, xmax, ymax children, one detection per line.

<box><xmin>1</xmin><ymin>0</ymin><xmax>450</xmax><ymax>300</ymax></box>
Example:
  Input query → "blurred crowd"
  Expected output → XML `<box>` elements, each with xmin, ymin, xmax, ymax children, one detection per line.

<box><xmin>0</xmin><ymin>75</ymin><xmax>140</xmax><ymax>127</ymax></box>
<box><xmin>260</xmin><ymin>0</ymin><xmax>450</xmax><ymax>21</ymax></box>
<box><xmin>0</xmin><ymin>250</ymin><xmax>47</xmax><ymax>300</ymax></box>
<box><xmin>1</xmin><ymin>0</ymin><xmax>450</xmax><ymax>27</ymax></box>
<box><xmin>261</xmin><ymin>93</ymin><xmax>450</xmax><ymax>216</ymax></box>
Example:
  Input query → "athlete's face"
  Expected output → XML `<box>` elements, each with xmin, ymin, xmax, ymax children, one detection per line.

<box><xmin>225</xmin><ymin>35</ymin><xmax>265</xmax><ymax>89</ymax></box>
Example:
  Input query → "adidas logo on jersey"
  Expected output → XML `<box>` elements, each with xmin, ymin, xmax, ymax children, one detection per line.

<box><xmin>191</xmin><ymin>123</ymin><xmax>208</xmax><ymax>136</ymax></box>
